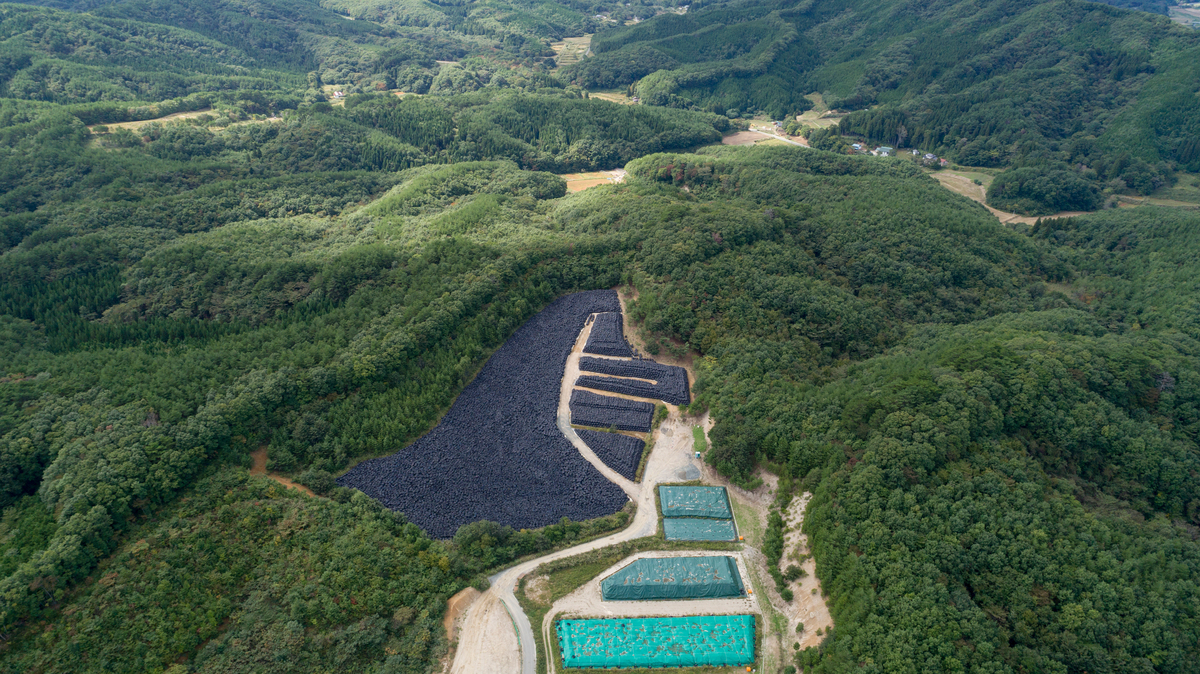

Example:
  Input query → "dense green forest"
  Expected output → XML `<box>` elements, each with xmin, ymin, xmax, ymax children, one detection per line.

<box><xmin>0</xmin><ymin>0</ymin><xmax>1197</xmax><ymax>672</ymax></box>
<box><xmin>567</xmin><ymin>0</ymin><xmax>1200</xmax><ymax>214</ymax></box>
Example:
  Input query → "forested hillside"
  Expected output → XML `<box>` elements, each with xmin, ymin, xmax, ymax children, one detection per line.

<box><xmin>0</xmin><ymin>0</ymin><xmax>1198</xmax><ymax>672</ymax></box>
<box><xmin>570</xmin><ymin>0</ymin><xmax>1200</xmax><ymax>213</ymax></box>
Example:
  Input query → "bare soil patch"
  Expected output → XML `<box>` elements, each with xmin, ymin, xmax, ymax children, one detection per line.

<box><xmin>525</xmin><ymin>575</ymin><xmax>550</xmax><ymax>604</ymax></box>
<box><xmin>931</xmin><ymin>171</ymin><xmax>1091</xmax><ymax>225</ymax></box>
<box><xmin>722</xmin><ymin>130</ymin><xmax>774</xmax><ymax>146</ymax></box>
<box><xmin>444</xmin><ymin>587</ymin><xmax>481</xmax><ymax>642</ymax></box>
<box><xmin>450</xmin><ymin>593</ymin><xmax>521</xmax><ymax>674</ymax></box>
<box><xmin>558</xmin><ymin>170</ymin><xmax>626</xmax><ymax>192</ymax></box>
<box><xmin>780</xmin><ymin>493</ymin><xmax>833</xmax><ymax>649</ymax></box>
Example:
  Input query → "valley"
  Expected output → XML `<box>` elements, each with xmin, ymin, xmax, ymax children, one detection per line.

<box><xmin>1</xmin><ymin>0</ymin><xmax>1199</xmax><ymax>673</ymax></box>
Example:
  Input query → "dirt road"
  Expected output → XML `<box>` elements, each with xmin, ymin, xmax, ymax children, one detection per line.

<box><xmin>557</xmin><ymin>316</ymin><xmax>640</xmax><ymax>499</ymax></box>
<box><xmin>249</xmin><ymin>446</ymin><xmax>317</xmax><ymax>497</ymax></box>
<box><xmin>932</xmin><ymin>171</ymin><xmax>1090</xmax><ymax>225</ymax></box>
<box><xmin>450</xmin><ymin>310</ymin><xmax>705</xmax><ymax>673</ymax></box>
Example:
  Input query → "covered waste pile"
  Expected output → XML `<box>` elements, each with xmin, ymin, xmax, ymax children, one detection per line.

<box><xmin>557</xmin><ymin>615</ymin><xmax>756</xmax><ymax>668</ymax></box>
<box><xmin>583</xmin><ymin>312</ymin><xmax>633</xmax><ymax>357</ymax></box>
<box><xmin>659</xmin><ymin>485</ymin><xmax>738</xmax><ymax>541</ymax></box>
<box><xmin>601</xmin><ymin>556</ymin><xmax>745</xmax><ymax>601</ymax></box>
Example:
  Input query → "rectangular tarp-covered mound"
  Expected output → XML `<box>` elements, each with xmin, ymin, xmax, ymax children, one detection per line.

<box><xmin>570</xmin><ymin>390</ymin><xmax>654</xmax><ymax>432</ymax></box>
<box><xmin>577</xmin><ymin>357</ymin><xmax>690</xmax><ymax>405</ymax></box>
<box><xmin>601</xmin><ymin>556</ymin><xmax>745</xmax><ymax>601</ymax></box>
<box><xmin>658</xmin><ymin>486</ymin><xmax>732</xmax><ymax>519</ymax></box>
<box><xmin>663</xmin><ymin>518</ymin><xmax>738</xmax><ymax>542</ymax></box>
<box><xmin>576</xmin><ymin>429</ymin><xmax>646</xmax><ymax>481</ymax></box>
<box><xmin>583</xmin><ymin>312</ymin><xmax>633</xmax><ymax>357</ymax></box>
<box><xmin>557</xmin><ymin>615</ymin><xmax>755</xmax><ymax>669</ymax></box>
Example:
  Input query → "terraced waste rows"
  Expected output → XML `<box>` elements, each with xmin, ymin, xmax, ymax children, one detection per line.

<box><xmin>337</xmin><ymin>291</ymin><xmax>629</xmax><ymax>538</ymax></box>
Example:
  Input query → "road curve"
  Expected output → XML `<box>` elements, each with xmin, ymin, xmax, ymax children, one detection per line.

<box><xmin>451</xmin><ymin>315</ymin><xmax>701</xmax><ymax>674</ymax></box>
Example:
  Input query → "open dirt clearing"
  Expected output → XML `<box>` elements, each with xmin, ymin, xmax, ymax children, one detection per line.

<box><xmin>88</xmin><ymin>109</ymin><xmax>216</xmax><ymax>132</ymax></box>
<box><xmin>780</xmin><ymin>493</ymin><xmax>833</xmax><ymax>649</ymax></box>
<box><xmin>587</xmin><ymin>90</ymin><xmax>634</xmax><ymax>105</ymax></box>
<box><xmin>249</xmin><ymin>446</ymin><xmax>317</xmax><ymax>497</ymax></box>
<box><xmin>445</xmin><ymin>587</ymin><xmax>481</xmax><ymax>642</ymax></box>
<box><xmin>558</xmin><ymin>169</ymin><xmax>626</xmax><ymax>192</ymax></box>
<box><xmin>931</xmin><ymin>171</ymin><xmax>1091</xmax><ymax>225</ymax></box>
<box><xmin>449</xmin><ymin>592</ymin><xmax>520</xmax><ymax>674</ymax></box>
<box><xmin>722</xmin><ymin>130</ymin><xmax>775</xmax><ymax>146</ymax></box>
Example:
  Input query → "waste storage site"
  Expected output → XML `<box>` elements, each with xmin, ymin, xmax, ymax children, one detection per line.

<box><xmin>337</xmin><ymin>287</ymin><xmax>775</xmax><ymax>672</ymax></box>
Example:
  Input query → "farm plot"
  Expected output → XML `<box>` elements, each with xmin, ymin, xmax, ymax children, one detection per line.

<box><xmin>575</xmin><ymin>429</ymin><xmax>645</xmax><ymax>481</ymax></box>
<box><xmin>337</xmin><ymin>291</ymin><xmax>628</xmax><ymax>538</ymax></box>
<box><xmin>583</xmin><ymin>312</ymin><xmax>632</xmax><ymax>357</ymax></box>
<box><xmin>577</xmin><ymin>357</ymin><xmax>690</xmax><ymax>405</ymax></box>
<box><xmin>569</xmin><ymin>390</ymin><xmax>654</xmax><ymax>432</ymax></box>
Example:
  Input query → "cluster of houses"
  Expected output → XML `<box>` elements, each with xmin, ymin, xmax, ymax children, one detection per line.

<box><xmin>849</xmin><ymin>143</ymin><xmax>948</xmax><ymax>166</ymax></box>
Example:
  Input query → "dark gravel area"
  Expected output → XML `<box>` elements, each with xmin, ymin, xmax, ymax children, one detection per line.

<box><xmin>337</xmin><ymin>291</ymin><xmax>629</xmax><ymax>538</ymax></box>
<box><xmin>583</xmin><ymin>312</ymin><xmax>633</xmax><ymax>357</ymax></box>
<box><xmin>576</xmin><ymin>358</ymin><xmax>691</xmax><ymax>405</ymax></box>
<box><xmin>576</xmin><ymin>429</ymin><xmax>646</xmax><ymax>481</ymax></box>
<box><xmin>569</xmin><ymin>389</ymin><xmax>654</xmax><ymax>432</ymax></box>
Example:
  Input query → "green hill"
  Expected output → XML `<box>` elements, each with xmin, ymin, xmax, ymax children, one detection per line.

<box><xmin>0</xmin><ymin>0</ymin><xmax>1197</xmax><ymax>672</ymax></box>
<box><xmin>568</xmin><ymin>0</ymin><xmax>1200</xmax><ymax>212</ymax></box>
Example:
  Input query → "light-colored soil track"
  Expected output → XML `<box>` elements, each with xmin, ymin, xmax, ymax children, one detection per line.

<box><xmin>450</xmin><ymin>293</ymin><xmax>822</xmax><ymax>674</ymax></box>
<box><xmin>249</xmin><ymin>446</ymin><xmax>317</xmax><ymax>497</ymax></box>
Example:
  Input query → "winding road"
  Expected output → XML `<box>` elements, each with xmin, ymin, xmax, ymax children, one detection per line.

<box><xmin>450</xmin><ymin>315</ymin><xmax>704</xmax><ymax>674</ymax></box>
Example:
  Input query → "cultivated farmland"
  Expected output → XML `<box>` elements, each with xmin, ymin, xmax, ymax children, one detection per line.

<box><xmin>337</xmin><ymin>291</ymin><xmax>629</xmax><ymax>538</ymax></box>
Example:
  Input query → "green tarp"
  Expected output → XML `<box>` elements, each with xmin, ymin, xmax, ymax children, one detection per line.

<box><xmin>658</xmin><ymin>486</ymin><xmax>732</xmax><ymax>519</ymax></box>
<box><xmin>601</xmin><ymin>556</ymin><xmax>745</xmax><ymax>601</ymax></box>
<box><xmin>663</xmin><ymin>518</ymin><xmax>738</xmax><ymax>541</ymax></box>
<box><xmin>557</xmin><ymin>615</ymin><xmax>755</xmax><ymax>669</ymax></box>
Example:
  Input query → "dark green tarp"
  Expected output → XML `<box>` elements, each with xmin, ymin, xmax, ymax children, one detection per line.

<box><xmin>602</xmin><ymin>556</ymin><xmax>745</xmax><ymax>600</ymax></box>
<box><xmin>658</xmin><ymin>485</ymin><xmax>732</xmax><ymax>519</ymax></box>
<box><xmin>663</xmin><ymin>518</ymin><xmax>738</xmax><ymax>541</ymax></box>
<box><xmin>557</xmin><ymin>615</ymin><xmax>755</xmax><ymax>669</ymax></box>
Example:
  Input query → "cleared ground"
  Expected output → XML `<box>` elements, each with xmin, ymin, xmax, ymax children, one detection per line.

<box><xmin>931</xmin><ymin>170</ymin><xmax>1091</xmax><ymax>225</ymax></box>
<box><xmin>587</xmin><ymin>90</ymin><xmax>635</xmax><ymax>105</ymax></box>
<box><xmin>558</xmin><ymin>169</ymin><xmax>626</xmax><ymax>192</ymax></box>
<box><xmin>780</xmin><ymin>493</ymin><xmax>833</xmax><ymax>649</ymax></box>
<box><xmin>552</xmin><ymin>35</ymin><xmax>592</xmax><ymax>67</ymax></box>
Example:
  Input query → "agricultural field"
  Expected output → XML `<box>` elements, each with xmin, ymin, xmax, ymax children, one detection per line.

<box><xmin>336</xmin><ymin>291</ymin><xmax>628</xmax><ymax>538</ymax></box>
<box><xmin>552</xmin><ymin>35</ymin><xmax>592</xmax><ymax>67</ymax></box>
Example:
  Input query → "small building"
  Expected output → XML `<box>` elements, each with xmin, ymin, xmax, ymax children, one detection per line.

<box><xmin>924</xmin><ymin>153</ymin><xmax>937</xmax><ymax>160</ymax></box>
<box><xmin>939</xmin><ymin>158</ymin><xmax>949</xmax><ymax>166</ymax></box>
<box><xmin>875</xmin><ymin>146</ymin><xmax>894</xmax><ymax>156</ymax></box>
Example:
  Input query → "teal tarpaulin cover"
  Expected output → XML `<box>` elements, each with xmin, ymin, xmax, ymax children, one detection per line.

<box><xmin>658</xmin><ymin>485</ymin><xmax>732</xmax><ymax>519</ymax></box>
<box><xmin>663</xmin><ymin>517</ymin><xmax>738</xmax><ymax>541</ymax></box>
<box><xmin>601</xmin><ymin>556</ymin><xmax>745</xmax><ymax>601</ymax></box>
